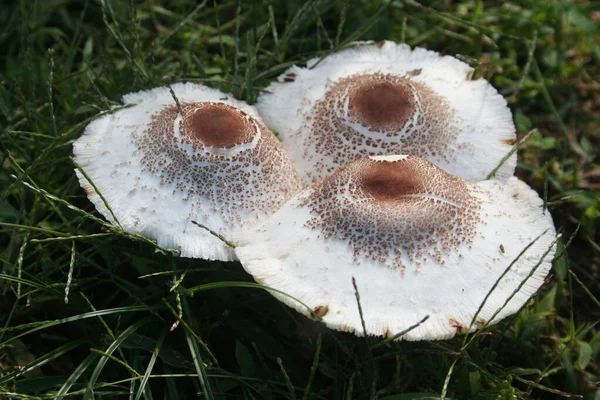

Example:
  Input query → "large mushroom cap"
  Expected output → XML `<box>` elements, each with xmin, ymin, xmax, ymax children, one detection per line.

<box><xmin>233</xmin><ymin>155</ymin><xmax>556</xmax><ymax>341</ymax></box>
<box><xmin>73</xmin><ymin>83</ymin><xmax>301</xmax><ymax>261</ymax></box>
<box><xmin>256</xmin><ymin>41</ymin><xmax>517</xmax><ymax>185</ymax></box>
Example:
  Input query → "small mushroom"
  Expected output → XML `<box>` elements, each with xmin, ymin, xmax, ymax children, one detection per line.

<box><xmin>234</xmin><ymin>155</ymin><xmax>556</xmax><ymax>340</ymax></box>
<box><xmin>256</xmin><ymin>41</ymin><xmax>516</xmax><ymax>185</ymax></box>
<box><xmin>73</xmin><ymin>83</ymin><xmax>301</xmax><ymax>261</ymax></box>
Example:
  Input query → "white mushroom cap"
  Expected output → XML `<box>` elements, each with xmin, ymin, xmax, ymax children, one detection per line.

<box><xmin>256</xmin><ymin>41</ymin><xmax>517</xmax><ymax>185</ymax></box>
<box><xmin>73</xmin><ymin>83</ymin><xmax>301</xmax><ymax>261</ymax></box>
<box><xmin>233</xmin><ymin>155</ymin><xmax>556</xmax><ymax>340</ymax></box>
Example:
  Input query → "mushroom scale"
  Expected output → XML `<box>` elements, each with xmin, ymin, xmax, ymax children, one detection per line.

<box><xmin>73</xmin><ymin>83</ymin><xmax>301</xmax><ymax>261</ymax></box>
<box><xmin>256</xmin><ymin>41</ymin><xmax>517</xmax><ymax>186</ymax></box>
<box><xmin>233</xmin><ymin>155</ymin><xmax>556</xmax><ymax>341</ymax></box>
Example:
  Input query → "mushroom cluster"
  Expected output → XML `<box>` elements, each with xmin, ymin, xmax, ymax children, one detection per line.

<box><xmin>74</xmin><ymin>41</ymin><xmax>556</xmax><ymax>341</ymax></box>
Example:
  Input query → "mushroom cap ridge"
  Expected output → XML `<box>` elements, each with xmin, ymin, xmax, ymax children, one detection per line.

<box><xmin>73</xmin><ymin>83</ymin><xmax>301</xmax><ymax>261</ymax></box>
<box><xmin>233</xmin><ymin>155</ymin><xmax>556</xmax><ymax>341</ymax></box>
<box><xmin>256</xmin><ymin>40</ymin><xmax>517</xmax><ymax>185</ymax></box>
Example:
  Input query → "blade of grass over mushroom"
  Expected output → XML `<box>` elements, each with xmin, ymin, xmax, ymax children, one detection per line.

<box><xmin>486</xmin><ymin>129</ymin><xmax>536</xmax><ymax>180</ymax></box>
<box><xmin>463</xmin><ymin>232</ymin><xmax>560</xmax><ymax>349</ymax></box>
<box><xmin>72</xmin><ymin>158</ymin><xmax>122</xmax><ymax>229</ymax></box>
<box><xmin>351</xmin><ymin>276</ymin><xmax>376</xmax><ymax>393</ymax></box>
<box><xmin>370</xmin><ymin>315</ymin><xmax>430</xmax><ymax>349</ymax></box>
<box><xmin>190</xmin><ymin>220</ymin><xmax>236</xmax><ymax>249</ymax></box>
<box><xmin>461</xmin><ymin>230</ymin><xmax>549</xmax><ymax>341</ymax></box>
<box><xmin>352</xmin><ymin>277</ymin><xmax>369</xmax><ymax>340</ymax></box>
<box><xmin>482</xmin><ymin>226</ymin><xmax>579</xmax><ymax>361</ymax></box>
<box><xmin>14</xmin><ymin>174</ymin><xmax>181</xmax><ymax>252</ymax></box>
<box><xmin>18</xmin><ymin>172</ymin><xmax>178</xmax><ymax>255</ymax></box>
<box><xmin>167</xmin><ymin>85</ymin><xmax>183</xmax><ymax>115</ymax></box>
<box><xmin>461</xmin><ymin>230</ymin><xmax>550</xmax><ymax>343</ymax></box>
<box><xmin>483</xmin><ymin>235</ymin><xmax>560</xmax><ymax>330</ymax></box>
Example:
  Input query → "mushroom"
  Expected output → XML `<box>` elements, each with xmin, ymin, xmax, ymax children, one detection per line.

<box><xmin>233</xmin><ymin>155</ymin><xmax>556</xmax><ymax>340</ymax></box>
<box><xmin>256</xmin><ymin>41</ymin><xmax>517</xmax><ymax>186</ymax></box>
<box><xmin>73</xmin><ymin>83</ymin><xmax>301</xmax><ymax>261</ymax></box>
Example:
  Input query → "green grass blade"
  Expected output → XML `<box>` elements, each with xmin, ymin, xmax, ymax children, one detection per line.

<box><xmin>84</xmin><ymin>316</ymin><xmax>154</xmax><ymax>399</ymax></box>
<box><xmin>181</xmin><ymin>297</ymin><xmax>215</xmax><ymax>400</ymax></box>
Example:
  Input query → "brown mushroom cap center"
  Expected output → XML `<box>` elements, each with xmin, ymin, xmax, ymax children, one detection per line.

<box><xmin>349</xmin><ymin>80</ymin><xmax>413</xmax><ymax>129</ymax></box>
<box><xmin>185</xmin><ymin>103</ymin><xmax>251</xmax><ymax>148</ymax></box>
<box><xmin>301</xmin><ymin>155</ymin><xmax>482</xmax><ymax>269</ymax></box>
<box><xmin>359</xmin><ymin>160</ymin><xmax>419</xmax><ymax>201</ymax></box>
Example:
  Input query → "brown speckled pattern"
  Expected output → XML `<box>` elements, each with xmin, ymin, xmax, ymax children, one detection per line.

<box><xmin>302</xmin><ymin>73</ymin><xmax>465</xmax><ymax>183</ymax></box>
<box><xmin>301</xmin><ymin>156</ymin><xmax>482</xmax><ymax>269</ymax></box>
<box><xmin>132</xmin><ymin>102</ymin><xmax>301</xmax><ymax>229</ymax></box>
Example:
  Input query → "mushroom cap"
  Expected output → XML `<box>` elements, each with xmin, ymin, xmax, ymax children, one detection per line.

<box><xmin>233</xmin><ymin>155</ymin><xmax>556</xmax><ymax>341</ymax></box>
<box><xmin>256</xmin><ymin>41</ymin><xmax>517</xmax><ymax>185</ymax></box>
<box><xmin>73</xmin><ymin>83</ymin><xmax>301</xmax><ymax>261</ymax></box>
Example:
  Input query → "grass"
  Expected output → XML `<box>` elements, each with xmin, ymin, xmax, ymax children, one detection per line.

<box><xmin>1</xmin><ymin>0</ymin><xmax>599</xmax><ymax>398</ymax></box>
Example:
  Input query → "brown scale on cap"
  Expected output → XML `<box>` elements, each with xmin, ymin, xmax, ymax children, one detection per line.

<box><xmin>301</xmin><ymin>155</ymin><xmax>482</xmax><ymax>269</ymax></box>
<box><xmin>359</xmin><ymin>160</ymin><xmax>420</xmax><ymax>202</ymax></box>
<box><xmin>348</xmin><ymin>81</ymin><xmax>414</xmax><ymax>131</ymax></box>
<box><xmin>132</xmin><ymin>102</ymin><xmax>300</xmax><ymax>229</ymax></box>
<box><xmin>302</xmin><ymin>73</ymin><xmax>462</xmax><ymax>182</ymax></box>
<box><xmin>179</xmin><ymin>102</ymin><xmax>254</xmax><ymax>148</ymax></box>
